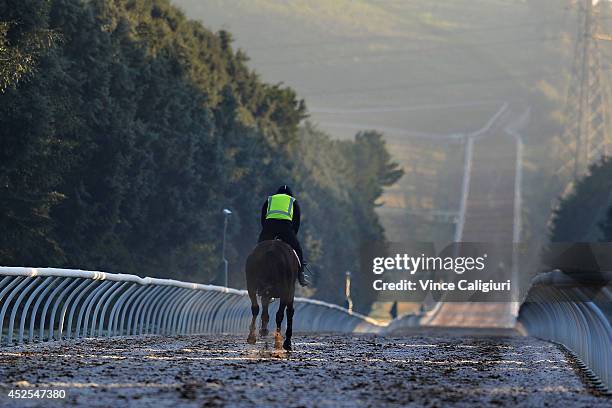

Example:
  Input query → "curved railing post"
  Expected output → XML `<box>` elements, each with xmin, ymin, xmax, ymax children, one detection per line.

<box><xmin>107</xmin><ymin>284</ymin><xmax>138</xmax><ymax>337</ymax></box>
<box><xmin>135</xmin><ymin>286</ymin><xmax>163</xmax><ymax>335</ymax></box>
<box><xmin>152</xmin><ymin>286</ymin><xmax>182</xmax><ymax>335</ymax></box>
<box><xmin>185</xmin><ymin>291</ymin><xmax>210</xmax><ymax>334</ymax></box>
<box><xmin>142</xmin><ymin>286</ymin><xmax>174</xmax><ymax>335</ymax></box>
<box><xmin>76</xmin><ymin>280</ymin><xmax>110</xmax><ymax>338</ymax></box>
<box><xmin>29</xmin><ymin>277</ymin><xmax>60</xmax><ymax>342</ymax></box>
<box><xmin>161</xmin><ymin>288</ymin><xmax>188</xmax><ymax>335</ymax></box>
<box><xmin>0</xmin><ymin>277</ymin><xmax>33</xmax><ymax>344</ymax></box>
<box><xmin>126</xmin><ymin>285</ymin><xmax>152</xmax><ymax>336</ymax></box>
<box><xmin>39</xmin><ymin>278</ymin><xmax>73</xmax><ymax>341</ymax></box>
<box><xmin>66</xmin><ymin>279</ymin><xmax>99</xmax><ymax>339</ymax></box>
<box><xmin>19</xmin><ymin>276</ymin><xmax>54</xmax><ymax>343</ymax></box>
<box><xmin>175</xmin><ymin>290</ymin><xmax>202</xmax><ymax>335</ymax></box>
<box><xmin>93</xmin><ymin>281</ymin><xmax>126</xmax><ymax>336</ymax></box>
<box><xmin>5</xmin><ymin>277</ymin><xmax>41</xmax><ymax>344</ymax></box>
<box><xmin>118</xmin><ymin>285</ymin><xmax>147</xmax><ymax>336</ymax></box>
<box><xmin>166</xmin><ymin>289</ymin><xmax>195</xmax><ymax>335</ymax></box>
<box><xmin>48</xmin><ymin>278</ymin><xmax>82</xmax><ymax>340</ymax></box>
<box><xmin>58</xmin><ymin>279</ymin><xmax>91</xmax><ymax>339</ymax></box>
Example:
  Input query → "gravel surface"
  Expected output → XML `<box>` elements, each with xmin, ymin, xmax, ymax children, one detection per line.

<box><xmin>0</xmin><ymin>332</ymin><xmax>608</xmax><ymax>407</ymax></box>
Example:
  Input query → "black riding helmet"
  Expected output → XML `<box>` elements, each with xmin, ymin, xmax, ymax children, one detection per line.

<box><xmin>276</xmin><ymin>185</ymin><xmax>294</xmax><ymax>197</ymax></box>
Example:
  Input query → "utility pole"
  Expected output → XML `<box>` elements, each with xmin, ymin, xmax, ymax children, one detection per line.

<box><xmin>558</xmin><ymin>0</ymin><xmax>611</xmax><ymax>184</ymax></box>
<box><xmin>221</xmin><ymin>208</ymin><xmax>232</xmax><ymax>287</ymax></box>
<box><xmin>344</xmin><ymin>271</ymin><xmax>353</xmax><ymax>312</ymax></box>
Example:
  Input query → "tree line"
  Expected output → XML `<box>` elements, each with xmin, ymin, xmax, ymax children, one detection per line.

<box><xmin>0</xmin><ymin>0</ymin><xmax>402</xmax><ymax>313</ymax></box>
<box><xmin>550</xmin><ymin>157</ymin><xmax>612</xmax><ymax>243</ymax></box>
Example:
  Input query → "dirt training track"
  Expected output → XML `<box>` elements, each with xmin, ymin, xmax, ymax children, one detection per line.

<box><xmin>0</xmin><ymin>331</ymin><xmax>608</xmax><ymax>407</ymax></box>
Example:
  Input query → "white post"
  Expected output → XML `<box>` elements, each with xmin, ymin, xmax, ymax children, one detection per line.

<box><xmin>455</xmin><ymin>135</ymin><xmax>473</xmax><ymax>242</ymax></box>
<box><xmin>345</xmin><ymin>271</ymin><xmax>353</xmax><ymax>312</ymax></box>
<box><xmin>221</xmin><ymin>209</ymin><xmax>232</xmax><ymax>287</ymax></box>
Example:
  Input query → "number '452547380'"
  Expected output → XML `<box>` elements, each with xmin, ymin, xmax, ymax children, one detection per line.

<box><xmin>7</xmin><ymin>389</ymin><xmax>66</xmax><ymax>399</ymax></box>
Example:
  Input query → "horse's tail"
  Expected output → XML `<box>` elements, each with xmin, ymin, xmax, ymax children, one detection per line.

<box><xmin>258</xmin><ymin>248</ymin><xmax>282</xmax><ymax>298</ymax></box>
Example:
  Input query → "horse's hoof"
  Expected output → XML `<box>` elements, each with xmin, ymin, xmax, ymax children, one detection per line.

<box><xmin>283</xmin><ymin>339</ymin><xmax>292</xmax><ymax>351</ymax></box>
<box><xmin>274</xmin><ymin>332</ymin><xmax>283</xmax><ymax>350</ymax></box>
<box><xmin>259</xmin><ymin>328</ymin><xmax>269</xmax><ymax>337</ymax></box>
<box><xmin>247</xmin><ymin>334</ymin><xmax>256</xmax><ymax>345</ymax></box>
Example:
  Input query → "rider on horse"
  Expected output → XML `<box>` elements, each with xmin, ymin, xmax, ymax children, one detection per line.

<box><xmin>258</xmin><ymin>185</ymin><xmax>307</xmax><ymax>286</ymax></box>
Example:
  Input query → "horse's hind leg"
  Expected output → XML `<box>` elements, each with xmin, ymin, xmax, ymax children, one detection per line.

<box><xmin>260</xmin><ymin>296</ymin><xmax>270</xmax><ymax>337</ymax></box>
<box><xmin>283</xmin><ymin>301</ymin><xmax>294</xmax><ymax>351</ymax></box>
<box><xmin>274</xmin><ymin>300</ymin><xmax>287</xmax><ymax>350</ymax></box>
<box><xmin>247</xmin><ymin>291</ymin><xmax>259</xmax><ymax>345</ymax></box>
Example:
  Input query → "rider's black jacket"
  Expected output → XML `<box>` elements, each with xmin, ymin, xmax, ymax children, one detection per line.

<box><xmin>258</xmin><ymin>185</ymin><xmax>303</xmax><ymax>264</ymax></box>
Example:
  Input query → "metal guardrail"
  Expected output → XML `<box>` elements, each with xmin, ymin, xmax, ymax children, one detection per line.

<box><xmin>383</xmin><ymin>313</ymin><xmax>424</xmax><ymax>333</ymax></box>
<box><xmin>517</xmin><ymin>270</ymin><xmax>612</xmax><ymax>391</ymax></box>
<box><xmin>0</xmin><ymin>267</ymin><xmax>383</xmax><ymax>346</ymax></box>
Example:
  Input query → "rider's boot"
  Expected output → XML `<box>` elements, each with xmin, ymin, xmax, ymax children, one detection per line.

<box><xmin>298</xmin><ymin>264</ymin><xmax>308</xmax><ymax>287</ymax></box>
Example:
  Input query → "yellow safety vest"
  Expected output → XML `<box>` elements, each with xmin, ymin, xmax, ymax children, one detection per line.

<box><xmin>266</xmin><ymin>194</ymin><xmax>295</xmax><ymax>221</ymax></box>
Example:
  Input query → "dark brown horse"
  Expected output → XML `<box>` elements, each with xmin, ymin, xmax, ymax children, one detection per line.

<box><xmin>245</xmin><ymin>239</ymin><xmax>299</xmax><ymax>350</ymax></box>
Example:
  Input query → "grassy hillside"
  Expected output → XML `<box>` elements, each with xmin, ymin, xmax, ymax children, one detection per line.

<box><xmin>173</xmin><ymin>0</ymin><xmax>606</xmax><ymax>246</ymax></box>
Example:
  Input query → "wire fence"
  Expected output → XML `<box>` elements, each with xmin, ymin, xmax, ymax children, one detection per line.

<box><xmin>0</xmin><ymin>267</ymin><xmax>383</xmax><ymax>346</ymax></box>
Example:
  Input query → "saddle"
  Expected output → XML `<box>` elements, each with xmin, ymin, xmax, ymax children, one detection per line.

<box><xmin>273</xmin><ymin>237</ymin><xmax>301</xmax><ymax>267</ymax></box>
